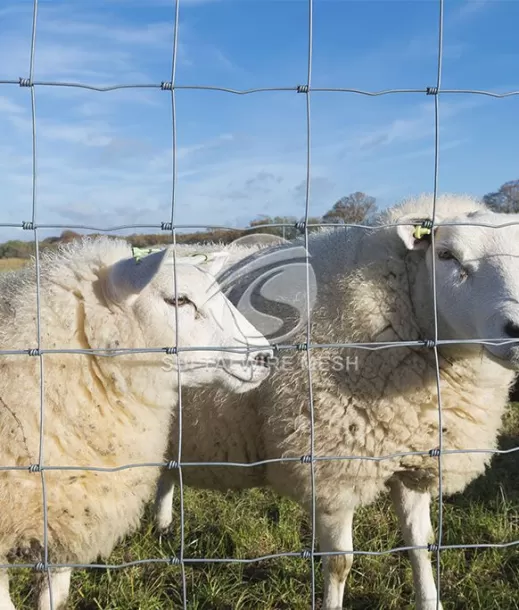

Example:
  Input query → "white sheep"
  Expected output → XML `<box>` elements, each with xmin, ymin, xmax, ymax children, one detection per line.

<box><xmin>153</xmin><ymin>193</ymin><xmax>519</xmax><ymax>610</ymax></box>
<box><xmin>0</xmin><ymin>236</ymin><xmax>273</xmax><ymax>610</ymax></box>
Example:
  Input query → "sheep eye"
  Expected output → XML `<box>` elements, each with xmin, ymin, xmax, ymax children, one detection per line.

<box><xmin>437</xmin><ymin>250</ymin><xmax>469</xmax><ymax>280</ymax></box>
<box><xmin>164</xmin><ymin>295</ymin><xmax>191</xmax><ymax>308</ymax></box>
<box><xmin>438</xmin><ymin>250</ymin><xmax>455</xmax><ymax>261</ymax></box>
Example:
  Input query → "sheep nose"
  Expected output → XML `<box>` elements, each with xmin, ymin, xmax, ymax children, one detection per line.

<box><xmin>504</xmin><ymin>320</ymin><xmax>519</xmax><ymax>339</ymax></box>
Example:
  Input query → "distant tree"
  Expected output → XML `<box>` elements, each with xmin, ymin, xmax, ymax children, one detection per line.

<box><xmin>129</xmin><ymin>233</ymin><xmax>156</xmax><ymax>248</ymax></box>
<box><xmin>179</xmin><ymin>228</ymin><xmax>244</xmax><ymax>245</ymax></box>
<box><xmin>248</xmin><ymin>215</ymin><xmax>298</xmax><ymax>240</ymax></box>
<box><xmin>303</xmin><ymin>216</ymin><xmax>324</xmax><ymax>233</ymax></box>
<box><xmin>322</xmin><ymin>191</ymin><xmax>377</xmax><ymax>225</ymax></box>
<box><xmin>59</xmin><ymin>230</ymin><xmax>82</xmax><ymax>243</ymax></box>
<box><xmin>0</xmin><ymin>240</ymin><xmax>35</xmax><ymax>259</ymax></box>
<box><xmin>248</xmin><ymin>214</ymin><xmax>323</xmax><ymax>240</ymax></box>
<box><xmin>482</xmin><ymin>179</ymin><xmax>519</xmax><ymax>213</ymax></box>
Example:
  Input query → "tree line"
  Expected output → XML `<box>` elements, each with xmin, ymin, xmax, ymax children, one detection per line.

<box><xmin>1</xmin><ymin>181</ymin><xmax>517</xmax><ymax>259</ymax></box>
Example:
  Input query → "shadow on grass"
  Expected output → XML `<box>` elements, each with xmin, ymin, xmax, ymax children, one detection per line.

<box><xmin>447</xmin><ymin>403</ymin><xmax>519</xmax><ymax>509</ymax></box>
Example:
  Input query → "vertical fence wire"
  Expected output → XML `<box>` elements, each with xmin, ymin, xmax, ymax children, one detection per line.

<box><xmin>301</xmin><ymin>0</ymin><xmax>317</xmax><ymax>607</ymax></box>
<box><xmin>166</xmin><ymin>0</ymin><xmax>189</xmax><ymax>608</ymax></box>
<box><xmin>430</xmin><ymin>1</ymin><xmax>445</xmax><ymax>607</ymax></box>
<box><xmin>27</xmin><ymin>0</ymin><xmax>54</xmax><ymax>608</ymax></box>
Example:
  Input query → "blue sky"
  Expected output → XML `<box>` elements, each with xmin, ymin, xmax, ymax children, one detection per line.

<box><xmin>0</xmin><ymin>0</ymin><xmax>518</xmax><ymax>242</ymax></box>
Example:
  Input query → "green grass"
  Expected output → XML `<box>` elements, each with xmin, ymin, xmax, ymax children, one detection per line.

<box><xmin>8</xmin><ymin>404</ymin><xmax>519</xmax><ymax>609</ymax></box>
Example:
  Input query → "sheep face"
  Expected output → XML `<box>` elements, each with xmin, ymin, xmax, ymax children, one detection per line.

<box><xmin>397</xmin><ymin>210</ymin><xmax>519</xmax><ymax>370</ymax></box>
<box><xmin>101</xmin><ymin>246</ymin><xmax>274</xmax><ymax>394</ymax></box>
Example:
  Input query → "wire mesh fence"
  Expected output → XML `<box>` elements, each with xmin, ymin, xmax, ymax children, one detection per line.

<box><xmin>0</xmin><ymin>0</ymin><xmax>519</xmax><ymax>608</ymax></box>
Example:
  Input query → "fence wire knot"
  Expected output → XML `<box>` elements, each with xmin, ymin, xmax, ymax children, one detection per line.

<box><xmin>166</xmin><ymin>460</ymin><xmax>180</xmax><ymax>470</ymax></box>
<box><xmin>28</xmin><ymin>464</ymin><xmax>41</xmax><ymax>473</ymax></box>
<box><xmin>27</xmin><ymin>348</ymin><xmax>41</xmax><ymax>356</ymax></box>
<box><xmin>165</xmin><ymin>347</ymin><xmax>177</xmax><ymax>355</ymax></box>
<box><xmin>19</xmin><ymin>77</ymin><xmax>32</xmax><ymax>87</ymax></box>
<box><xmin>297</xmin><ymin>84</ymin><xmax>309</xmax><ymax>93</ymax></box>
<box><xmin>169</xmin><ymin>556</ymin><xmax>181</xmax><ymax>565</ymax></box>
<box><xmin>300</xmin><ymin>454</ymin><xmax>313</xmax><ymax>464</ymax></box>
<box><xmin>428</xmin><ymin>543</ymin><xmax>440</xmax><ymax>552</ymax></box>
<box><xmin>294</xmin><ymin>220</ymin><xmax>306</xmax><ymax>232</ymax></box>
<box><xmin>429</xmin><ymin>447</ymin><xmax>441</xmax><ymax>457</ymax></box>
<box><xmin>426</xmin><ymin>86</ymin><xmax>439</xmax><ymax>95</ymax></box>
<box><xmin>33</xmin><ymin>562</ymin><xmax>46</xmax><ymax>572</ymax></box>
<box><xmin>300</xmin><ymin>549</ymin><xmax>312</xmax><ymax>559</ymax></box>
<box><xmin>296</xmin><ymin>343</ymin><xmax>308</xmax><ymax>351</ymax></box>
<box><xmin>161</xmin><ymin>221</ymin><xmax>173</xmax><ymax>231</ymax></box>
<box><xmin>422</xmin><ymin>339</ymin><xmax>435</xmax><ymax>348</ymax></box>
<box><xmin>22</xmin><ymin>221</ymin><xmax>34</xmax><ymax>230</ymax></box>
<box><xmin>161</xmin><ymin>81</ymin><xmax>173</xmax><ymax>91</ymax></box>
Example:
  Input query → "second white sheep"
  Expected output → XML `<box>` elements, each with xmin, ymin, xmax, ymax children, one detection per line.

<box><xmin>154</xmin><ymin>193</ymin><xmax>519</xmax><ymax>610</ymax></box>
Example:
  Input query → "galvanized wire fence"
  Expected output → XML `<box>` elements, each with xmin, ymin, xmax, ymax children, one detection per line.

<box><xmin>0</xmin><ymin>0</ymin><xmax>519</xmax><ymax>608</ymax></box>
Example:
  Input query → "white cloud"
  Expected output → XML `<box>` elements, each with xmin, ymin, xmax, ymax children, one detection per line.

<box><xmin>0</xmin><ymin>96</ymin><xmax>26</xmax><ymax>115</ymax></box>
<box><xmin>455</xmin><ymin>0</ymin><xmax>491</xmax><ymax>20</ymax></box>
<box><xmin>0</xmin><ymin>82</ymin><xmax>495</xmax><ymax>243</ymax></box>
<box><xmin>0</xmin><ymin>0</ymin><xmax>513</xmax><ymax>245</ymax></box>
<box><xmin>38</xmin><ymin>20</ymin><xmax>174</xmax><ymax>49</ymax></box>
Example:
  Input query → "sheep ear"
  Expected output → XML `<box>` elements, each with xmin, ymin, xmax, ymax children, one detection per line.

<box><xmin>105</xmin><ymin>247</ymin><xmax>230</xmax><ymax>304</ymax></box>
<box><xmin>396</xmin><ymin>217</ymin><xmax>439</xmax><ymax>251</ymax></box>
<box><xmin>105</xmin><ymin>247</ymin><xmax>171</xmax><ymax>303</ymax></box>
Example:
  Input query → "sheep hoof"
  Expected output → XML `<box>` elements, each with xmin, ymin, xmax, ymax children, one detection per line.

<box><xmin>155</xmin><ymin>523</ymin><xmax>175</xmax><ymax>544</ymax></box>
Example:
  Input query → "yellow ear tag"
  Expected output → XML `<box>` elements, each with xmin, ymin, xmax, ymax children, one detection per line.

<box><xmin>131</xmin><ymin>246</ymin><xmax>163</xmax><ymax>263</ymax></box>
<box><xmin>412</xmin><ymin>223</ymin><xmax>432</xmax><ymax>240</ymax></box>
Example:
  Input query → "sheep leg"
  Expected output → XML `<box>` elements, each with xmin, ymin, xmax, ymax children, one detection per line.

<box><xmin>37</xmin><ymin>568</ymin><xmax>72</xmax><ymax>610</ymax></box>
<box><xmin>316</xmin><ymin>505</ymin><xmax>354</xmax><ymax>610</ymax></box>
<box><xmin>0</xmin><ymin>568</ymin><xmax>16</xmax><ymax>609</ymax></box>
<box><xmin>154</xmin><ymin>469</ymin><xmax>176</xmax><ymax>533</ymax></box>
<box><xmin>389</xmin><ymin>478</ymin><xmax>443</xmax><ymax>610</ymax></box>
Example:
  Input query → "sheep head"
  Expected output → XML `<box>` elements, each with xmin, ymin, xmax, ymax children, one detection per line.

<box><xmin>83</xmin><ymin>244</ymin><xmax>273</xmax><ymax>400</ymax></box>
<box><xmin>396</xmin><ymin>209</ymin><xmax>519</xmax><ymax>370</ymax></box>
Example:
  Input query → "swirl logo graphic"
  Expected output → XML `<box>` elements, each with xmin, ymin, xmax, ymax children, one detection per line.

<box><xmin>216</xmin><ymin>233</ymin><xmax>318</xmax><ymax>344</ymax></box>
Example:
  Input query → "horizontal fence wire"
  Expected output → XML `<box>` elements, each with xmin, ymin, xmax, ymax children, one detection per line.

<box><xmin>0</xmin><ymin>0</ymin><xmax>518</xmax><ymax>608</ymax></box>
<box><xmin>1</xmin><ymin>78</ymin><xmax>519</xmax><ymax>97</ymax></box>
<box><xmin>3</xmin><ymin>218</ymin><xmax>519</xmax><ymax>233</ymax></box>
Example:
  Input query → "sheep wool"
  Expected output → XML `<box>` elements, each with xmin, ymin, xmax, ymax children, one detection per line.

<box><xmin>155</xmin><ymin>193</ymin><xmax>519</xmax><ymax>609</ymax></box>
<box><xmin>0</xmin><ymin>234</ymin><xmax>272</xmax><ymax>610</ymax></box>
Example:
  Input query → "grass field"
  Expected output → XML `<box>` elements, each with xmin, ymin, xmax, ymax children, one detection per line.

<box><xmin>6</xmin><ymin>404</ymin><xmax>518</xmax><ymax>609</ymax></box>
<box><xmin>2</xmin><ymin>257</ymin><xmax>518</xmax><ymax>608</ymax></box>
<box><xmin>0</xmin><ymin>258</ymin><xmax>29</xmax><ymax>271</ymax></box>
